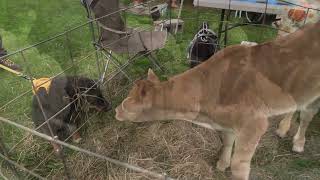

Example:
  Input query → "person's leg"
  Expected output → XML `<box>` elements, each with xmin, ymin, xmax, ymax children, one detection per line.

<box><xmin>0</xmin><ymin>35</ymin><xmax>7</xmax><ymax>57</ymax></box>
<box><xmin>0</xmin><ymin>35</ymin><xmax>22</xmax><ymax>71</ymax></box>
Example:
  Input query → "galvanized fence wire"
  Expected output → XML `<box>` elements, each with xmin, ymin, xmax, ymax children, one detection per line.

<box><xmin>0</xmin><ymin>49</ymin><xmax>98</xmax><ymax>176</ymax></box>
<box><xmin>0</xmin><ymin>0</ymin><xmax>160</xmax><ymax>107</ymax></box>
<box><xmin>0</xmin><ymin>116</ymin><xmax>174</xmax><ymax>180</ymax></box>
<box><xmin>23</xmin><ymin>70</ymin><xmax>148</xmax><ymax>179</ymax></box>
<box><xmin>5</xmin><ymin>40</ymin><xmax>156</xmax><ymax>158</ymax></box>
<box><xmin>278</xmin><ymin>0</ymin><xmax>319</xmax><ymax>11</ymax></box>
<box><xmin>0</xmin><ymin>23</ymin><xmax>154</xmax><ymax>112</ymax></box>
<box><xmin>1</xmin><ymin>26</ymin><xmax>159</xmax><ymax>178</ymax></box>
<box><xmin>2</xmin><ymin>24</ymin><xmax>154</xmax><ymax>110</ymax></box>
<box><xmin>190</xmin><ymin>0</ymin><xmax>320</xmax><ymax>48</ymax></box>
<box><xmin>24</xmin><ymin>109</ymin><xmax>100</xmax><ymax>180</ymax></box>
<box><xmin>4</xmin><ymin>0</ymin><xmax>319</xmax><ymax>179</ymax></box>
<box><xmin>0</xmin><ymin>45</ymin><xmax>161</xmax><ymax>180</ymax></box>
<box><xmin>0</xmin><ymin>136</ymin><xmax>21</xmax><ymax>179</ymax></box>
<box><xmin>182</xmin><ymin>0</ymin><xmax>303</xmax><ymax>57</ymax></box>
<box><xmin>0</xmin><ymin>50</ymin><xmax>96</xmax><ymax>111</ymax></box>
<box><xmin>0</xmin><ymin>169</ymin><xmax>9</xmax><ymax>180</ymax></box>
<box><xmin>0</xmin><ymin>0</ymin><xmax>158</xmax><ymax>61</ymax></box>
<box><xmin>0</xmin><ymin>48</ymin><xmax>172</xmax><ymax>180</ymax></box>
<box><xmin>0</xmin><ymin>1</ymin><xmax>170</xmax><ymax>178</ymax></box>
<box><xmin>23</xmin><ymin>72</ymin><xmax>149</xmax><ymax>179</ymax></box>
<box><xmin>0</xmin><ymin>152</ymin><xmax>46</xmax><ymax>180</ymax></box>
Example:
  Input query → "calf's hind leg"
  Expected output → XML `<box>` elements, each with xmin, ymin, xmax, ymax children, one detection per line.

<box><xmin>292</xmin><ymin>109</ymin><xmax>317</xmax><ymax>153</ymax></box>
<box><xmin>217</xmin><ymin>131</ymin><xmax>235</xmax><ymax>171</ymax></box>
<box><xmin>231</xmin><ymin>118</ymin><xmax>268</xmax><ymax>180</ymax></box>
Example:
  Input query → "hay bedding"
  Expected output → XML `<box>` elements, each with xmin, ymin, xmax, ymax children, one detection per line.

<box><xmin>48</xmin><ymin>74</ymin><xmax>299</xmax><ymax>180</ymax></box>
<box><xmin>50</xmin><ymin>113</ymin><xmax>310</xmax><ymax>180</ymax></box>
<box><xmin>50</xmin><ymin>109</ymin><xmax>316</xmax><ymax>180</ymax></box>
<box><xmin>50</xmin><ymin>75</ymin><xmax>303</xmax><ymax>179</ymax></box>
<box><xmin>55</xmin><ymin>119</ymin><xmax>222</xmax><ymax>180</ymax></box>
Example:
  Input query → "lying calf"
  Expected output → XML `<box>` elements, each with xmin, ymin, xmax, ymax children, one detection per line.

<box><xmin>32</xmin><ymin>76</ymin><xmax>110</xmax><ymax>154</ymax></box>
<box><xmin>116</xmin><ymin>22</ymin><xmax>320</xmax><ymax>180</ymax></box>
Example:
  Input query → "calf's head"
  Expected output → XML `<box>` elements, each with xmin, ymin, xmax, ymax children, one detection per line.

<box><xmin>115</xmin><ymin>69</ymin><xmax>160</xmax><ymax>122</ymax></box>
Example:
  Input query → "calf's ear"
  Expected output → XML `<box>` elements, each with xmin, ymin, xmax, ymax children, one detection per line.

<box><xmin>147</xmin><ymin>68</ymin><xmax>160</xmax><ymax>83</ymax></box>
<box><xmin>135</xmin><ymin>80</ymin><xmax>153</xmax><ymax>103</ymax></box>
<box><xmin>138</xmin><ymin>81</ymin><xmax>153</xmax><ymax>108</ymax></box>
<box><xmin>137</xmin><ymin>81</ymin><xmax>150</xmax><ymax>98</ymax></box>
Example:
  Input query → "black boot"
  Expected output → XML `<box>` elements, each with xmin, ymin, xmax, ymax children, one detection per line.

<box><xmin>0</xmin><ymin>58</ymin><xmax>22</xmax><ymax>71</ymax></box>
<box><xmin>0</xmin><ymin>36</ymin><xmax>22</xmax><ymax>71</ymax></box>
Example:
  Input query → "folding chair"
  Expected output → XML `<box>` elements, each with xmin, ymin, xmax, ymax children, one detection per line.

<box><xmin>81</xmin><ymin>0</ymin><xmax>167</xmax><ymax>82</ymax></box>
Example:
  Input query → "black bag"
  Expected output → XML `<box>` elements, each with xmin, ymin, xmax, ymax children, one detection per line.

<box><xmin>187</xmin><ymin>22</ymin><xmax>218</xmax><ymax>68</ymax></box>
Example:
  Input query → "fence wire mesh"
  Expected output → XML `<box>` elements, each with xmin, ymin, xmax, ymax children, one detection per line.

<box><xmin>0</xmin><ymin>0</ymin><xmax>319</xmax><ymax>179</ymax></box>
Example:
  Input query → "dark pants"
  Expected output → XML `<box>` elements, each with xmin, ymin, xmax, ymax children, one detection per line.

<box><xmin>0</xmin><ymin>36</ymin><xmax>7</xmax><ymax>57</ymax></box>
<box><xmin>0</xmin><ymin>35</ymin><xmax>21</xmax><ymax>71</ymax></box>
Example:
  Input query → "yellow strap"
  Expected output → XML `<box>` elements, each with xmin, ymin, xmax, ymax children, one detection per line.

<box><xmin>0</xmin><ymin>63</ymin><xmax>22</xmax><ymax>76</ymax></box>
<box><xmin>32</xmin><ymin>78</ymin><xmax>52</xmax><ymax>95</ymax></box>
<box><xmin>0</xmin><ymin>63</ymin><xmax>51</xmax><ymax>94</ymax></box>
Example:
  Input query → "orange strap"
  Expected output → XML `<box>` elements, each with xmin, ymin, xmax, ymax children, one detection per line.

<box><xmin>32</xmin><ymin>78</ymin><xmax>52</xmax><ymax>95</ymax></box>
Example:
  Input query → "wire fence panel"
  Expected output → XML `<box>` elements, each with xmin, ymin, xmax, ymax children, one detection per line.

<box><xmin>1</xmin><ymin>0</ymin><xmax>319</xmax><ymax>179</ymax></box>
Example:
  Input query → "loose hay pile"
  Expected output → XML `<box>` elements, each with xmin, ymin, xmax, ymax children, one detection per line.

<box><xmin>60</xmin><ymin>118</ymin><xmax>222</xmax><ymax>179</ymax></box>
<box><xmin>51</xmin><ymin>113</ymin><xmax>306</xmax><ymax>180</ymax></box>
<box><xmin>49</xmin><ymin>75</ymin><xmax>320</xmax><ymax>179</ymax></box>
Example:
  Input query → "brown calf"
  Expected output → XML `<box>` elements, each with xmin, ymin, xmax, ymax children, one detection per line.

<box><xmin>115</xmin><ymin>22</ymin><xmax>320</xmax><ymax>180</ymax></box>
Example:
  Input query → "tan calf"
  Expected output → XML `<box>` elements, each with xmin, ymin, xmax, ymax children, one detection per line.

<box><xmin>115</xmin><ymin>22</ymin><xmax>320</xmax><ymax>180</ymax></box>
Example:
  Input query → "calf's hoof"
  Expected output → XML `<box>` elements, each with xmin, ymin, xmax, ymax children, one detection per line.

<box><xmin>275</xmin><ymin>129</ymin><xmax>287</xmax><ymax>138</ymax></box>
<box><xmin>292</xmin><ymin>137</ymin><xmax>305</xmax><ymax>153</ymax></box>
<box><xmin>216</xmin><ymin>160</ymin><xmax>230</xmax><ymax>172</ymax></box>
<box><xmin>292</xmin><ymin>145</ymin><xmax>304</xmax><ymax>153</ymax></box>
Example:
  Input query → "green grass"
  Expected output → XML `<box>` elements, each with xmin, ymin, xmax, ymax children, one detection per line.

<box><xmin>0</xmin><ymin>0</ymin><xmax>96</xmax><ymax>177</ymax></box>
<box><xmin>1</xmin><ymin>0</ymin><xmax>318</xmax><ymax>179</ymax></box>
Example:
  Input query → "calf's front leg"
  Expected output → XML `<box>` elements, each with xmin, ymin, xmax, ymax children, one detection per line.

<box><xmin>231</xmin><ymin>118</ymin><xmax>268</xmax><ymax>180</ymax></box>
